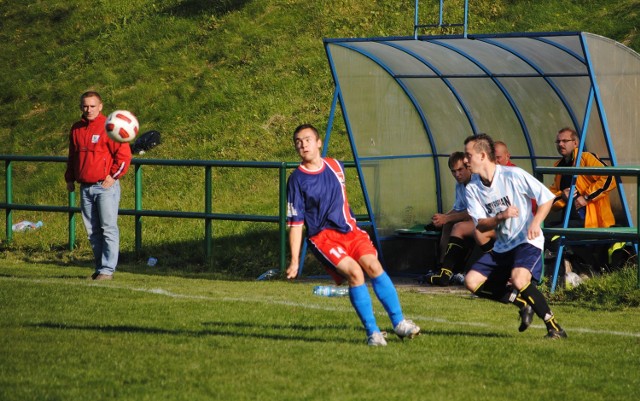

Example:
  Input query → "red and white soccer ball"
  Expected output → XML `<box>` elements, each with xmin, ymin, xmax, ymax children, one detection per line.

<box><xmin>105</xmin><ymin>110</ymin><xmax>139</xmax><ymax>143</ymax></box>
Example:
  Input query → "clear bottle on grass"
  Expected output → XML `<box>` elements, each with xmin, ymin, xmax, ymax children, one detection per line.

<box><xmin>313</xmin><ymin>285</ymin><xmax>349</xmax><ymax>297</ymax></box>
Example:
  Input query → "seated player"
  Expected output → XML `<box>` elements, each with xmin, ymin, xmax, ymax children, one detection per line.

<box><xmin>427</xmin><ymin>152</ymin><xmax>494</xmax><ymax>286</ymax></box>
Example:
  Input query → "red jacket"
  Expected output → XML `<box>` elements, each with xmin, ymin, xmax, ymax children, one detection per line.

<box><xmin>65</xmin><ymin>113</ymin><xmax>132</xmax><ymax>184</ymax></box>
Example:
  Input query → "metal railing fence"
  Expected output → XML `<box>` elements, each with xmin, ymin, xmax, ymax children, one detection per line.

<box><xmin>1</xmin><ymin>155</ymin><xmax>303</xmax><ymax>270</ymax></box>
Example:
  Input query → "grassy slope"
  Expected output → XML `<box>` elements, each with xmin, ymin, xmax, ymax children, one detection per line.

<box><xmin>0</xmin><ymin>0</ymin><xmax>639</xmax><ymax>277</ymax></box>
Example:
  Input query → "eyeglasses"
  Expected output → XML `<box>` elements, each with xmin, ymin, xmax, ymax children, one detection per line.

<box><xmin>555</xmin><ymin>139</ymin><xmax>575</xmax><ymax>144</ymax></box>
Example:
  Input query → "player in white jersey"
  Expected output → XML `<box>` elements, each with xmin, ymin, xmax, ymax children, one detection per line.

<box><xmin>463</xmin><ymin>134</ymin><xmax>567</xmax><ymax>339</ymax></box>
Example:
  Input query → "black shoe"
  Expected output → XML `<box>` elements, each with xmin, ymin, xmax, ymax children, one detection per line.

<box><xmin>518</xmin><ymin>305</ymin><xmax>534</xmax><ymax>332</ymax></box>
<box><xmin>545</xmin><ymin>328</ymin><xmax>568</xmax><ymax>339</ymax></box>
<box><xmin>424</xmin><ymin>223</ymin><xmax>441</xmax><ymax>232</ymax></box>
<box><xmin>428</xmin><ymin>269</ymin><xmax>452</xmax><ymax>286</ymax></box>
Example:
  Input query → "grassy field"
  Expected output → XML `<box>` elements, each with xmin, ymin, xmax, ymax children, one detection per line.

<box><xmin>1</xmin><ymin>3</ymin><xmax>639</xmax><ymax>397</ymax></box>
<box><xmin>1</xmin><ymin>262</ymin><xmax>639</xmax><ymax>401</ymax></box>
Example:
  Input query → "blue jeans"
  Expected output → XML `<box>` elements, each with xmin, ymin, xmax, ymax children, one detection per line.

<box><xmin>80</xmin><ymin>181</ymin><xmax>121</xmax><ymax>275</ymax></box>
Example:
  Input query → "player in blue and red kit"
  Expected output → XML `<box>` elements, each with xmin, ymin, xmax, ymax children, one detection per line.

<box><xmin>285</xmin><ymin>124</ymin><xmax>420</xmax><ymax>346</ymax></box>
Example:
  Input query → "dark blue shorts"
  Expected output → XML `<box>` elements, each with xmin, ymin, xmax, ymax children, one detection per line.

<box><xmin>470</xmin><ymin>243</ymin><xmax>543</xmax><ymax>283</ymax></box>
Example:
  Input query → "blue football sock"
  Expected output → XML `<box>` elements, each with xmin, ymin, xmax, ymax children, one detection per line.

<box><xmin>371</xmin><ymin>271</ymin><xmax>404</xmax><ymax>327</ymax></box>
<box><xmin>349</xmin><ymin>284</ymin><xmax>379</xmax><ymax>336</ymax></box>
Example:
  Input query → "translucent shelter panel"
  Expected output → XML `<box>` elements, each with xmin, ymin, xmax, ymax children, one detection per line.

<box><xmin>346</xmin><ymin>42</ymin><xmax>437</xmax><ymax>76</ymax></box>
<box><xmin>392</xmin><ymin>40</ymin><xmax>486</xmax><ymax>75</ymax></box>
<box><xmin>548</xmin><ymin>76</ymin><xmax>592</xmax><ymax>133</ymax></box>
<box><xmin>496</xmin><ymin>77</ymin><xmax>574</xmax><ymax>173</ymax></box>
<box><xmin>360</xmin><ymin>158</ymin><xmax>437</xmax><ymax>235</ymax></box>
<box><xmin>399</xmin><ymin>78</ymin><xmax>473</xmax><ymax>155</ymax></box>
<box><xmin>327</xmin><ymin>44</ymin><xmax>432</xmax><ymax>157</ymax></box>
<box><xmin>585</xmin><ymin>33</ymin><xmax>640</xmax><ymax>221</ymax></box>
<box><xmin>542</xmin><ymin>35</ymin><xmax>587</xmax><ymax>59</ymax></box>
<box><xmin>444</xmin><ymin>77</ymin><xmax>522</xmax><ymax>150</ymax></box>
<box><xmin>487</xmin><ymin>37</ymin><xmax>588</xmax><ymax>75</ymax></box>
<box><xmin>437</xmin><ymin>38</ymin><xmax>537</xmax><ymax>74</ymax></box>
<box><xmin>327</xmin><ymin>43</ymin><xmax>438</xmax><ymax>232</ymax></box>
<box><xmin>585</xmin><ymin>33</ymin><xmax>640</xmax><ymax>164</ymax></box>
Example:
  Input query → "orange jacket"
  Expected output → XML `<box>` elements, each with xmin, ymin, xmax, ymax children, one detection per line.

<box><xmin>550</xmin><ymin>148</ymin><xmax>616</xmax><ymax>228</ymax></box>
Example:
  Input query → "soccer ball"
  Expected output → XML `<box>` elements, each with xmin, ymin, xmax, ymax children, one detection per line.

<box><xmin>105</xmin><ymin>110</ymin><xmax>139</xmax><ymax>143</ymax></box>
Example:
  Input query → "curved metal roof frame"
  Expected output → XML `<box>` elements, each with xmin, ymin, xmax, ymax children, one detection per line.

<box><xmin>323</xmin><ymin>31</ymin><xmax>640</xmax><ymax>247</ymax></box>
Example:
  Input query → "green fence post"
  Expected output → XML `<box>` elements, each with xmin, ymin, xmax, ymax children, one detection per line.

<box><xmin>68</xmin><ymin>191</ymin><xmax>75</xmax><ymax>250</ymax></box>
<box><xmin>279</xmin><ymin>163</ymin><xmax>287</xmax><ymax>271</ymax></box>
<box><xmin>205</xmin><ymin>166</ymin><xmax>212</xmax><ymax>265</ymax></box>
<box><xmin>5</xmin><ymin>160</ymin><xmax>12</xmax><ymax>242</ymax></box>
<box><xmin>135</xmin><ymin>164</ymin><xmax>143</xmax><ymax>256</ymax></box>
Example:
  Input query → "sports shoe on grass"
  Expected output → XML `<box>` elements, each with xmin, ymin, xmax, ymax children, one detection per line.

<box><xmin>545</xmin><ymin>328</ymin><xmax>568</xmax><ymax>339</ymax></box>
<box><xmin>428</xmin><ymin>268</ymin><xmax>452</xmax><ymax>286</ymax></box>
<box><xmin>450</xmin><ymin>273</ymin><xmax>465</xmax><ymax>286</ymax></box>
<box><xmin>518</xmin><ymin>305</ymin><xmax>534</xmax><ymax>332</ymax></box>
<box><xmin>394</xmin><ymin>319</ymin><xmax>421</xmax><ymax>339</ymax></box>
<box><xmin>367</xmin><ymin>331</ymin><xmax>388</xmax><ymax>346</ymax></box>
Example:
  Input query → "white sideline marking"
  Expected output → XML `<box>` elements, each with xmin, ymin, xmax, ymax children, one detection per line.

<box><xmin>3</xmin><ymin>276</ymin><xmax>640</xmax><ymax>338</ymax></box>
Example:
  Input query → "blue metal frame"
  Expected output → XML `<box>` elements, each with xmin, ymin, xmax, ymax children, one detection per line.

<box><xmin>414</xmin><ymin>0</ymin><xmax>469</xmax><ymax>39</ymax></box>
<box><xmin>322</xmin><ymin>29</ymin><xmax>635</xmax><ymax>282</ymax></box>
<box><xmin>547</xmin><ymin>34</ymin><xmax>637</xmax><ymax>291</ymax></box>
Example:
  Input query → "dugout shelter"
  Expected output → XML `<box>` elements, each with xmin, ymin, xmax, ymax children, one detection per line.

<box><xmin>318</xmin><ymin>2</ymin><xmax>640</xmax><ymax>275</ymax></box>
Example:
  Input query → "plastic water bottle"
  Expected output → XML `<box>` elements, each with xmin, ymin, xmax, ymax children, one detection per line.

<box><xmin>11</xmin><ymin>220</ymin><xmax>43</xmax><ymax>232</ymax></box>
<box><xmin>313</xmin><ymin>285</ymin><xmax>350</xmax><ymax>297</ymax></box>
<box><xmin>256</xmin><ymin>269</ymin><xmax>279</xmax><ymax>281</ymax></box>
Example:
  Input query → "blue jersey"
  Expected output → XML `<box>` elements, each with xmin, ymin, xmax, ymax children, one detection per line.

<box><xmin>465</xmin><ymin>165</ymin><xmax>554</xmax><ymax>252</ymax></box>
<box><xmin>286</xmin><ymin>157</ymin><xmax>357</xmax><ymax>238</ymax></box>
<box><xmin>452</xmin><ymin>181</ymin><xmax>468</xmax><ymax>212</ymax></box>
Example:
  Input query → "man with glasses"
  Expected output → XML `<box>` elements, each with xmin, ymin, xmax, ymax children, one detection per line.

<box><xmin>548</xmin><ymin>127</ymin><xmax>616</xmax><ymax>229</ymax></box>
<box><xmin>545</xmin><ymin>127</ymin><xmax>618</xmax><ymax>268</ymax></box>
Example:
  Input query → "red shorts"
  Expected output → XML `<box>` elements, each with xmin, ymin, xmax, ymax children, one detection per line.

<box><xmin>309</xmin><ymin>228</ymin><xmax>378</xmax><ymax>268</ymax></box>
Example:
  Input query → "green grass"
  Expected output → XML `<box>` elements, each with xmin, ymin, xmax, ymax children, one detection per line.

<box><xmin>1</xmin><ymin>3</ymin><xmax>639</xmax><ymax>399</ymax></box>
<box><xmin>1</xmin><ymin>262</ymin><xmax>639</xmax><ymax>401</ymax></box>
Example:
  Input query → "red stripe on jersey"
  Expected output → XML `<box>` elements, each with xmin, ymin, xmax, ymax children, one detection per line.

<box><xmin>323</xmin><ymin>158</ymin><xmax>357</xmax><ymax>231</ymax></box>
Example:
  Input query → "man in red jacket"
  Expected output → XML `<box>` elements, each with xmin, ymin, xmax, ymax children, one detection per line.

<box><xmin>65</xmin><ymin>91</ymin><xmax>131</xmax><ymax>280</ymax></box>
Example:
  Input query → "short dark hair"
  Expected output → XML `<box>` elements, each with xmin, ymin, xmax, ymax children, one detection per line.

<box><xmin>293</xmin><ymin>124</ymin><xmax>319</xmax><ymax>143</ymax></box>
<box><xmin>80</xmin><ymin>91</ymin><xmax>102</xmax><ymax>104</ymax></box>
<box><xmin>558</xmin><ymin>127</ymin><xmax>579</xmax><ymax>142</ymax></box>
<box><xmin>448</xmin><ymin>151</ymin><xmax>466</xmax><ymax>169</ymax></box>
<box><xmin>464</xmin><ymin>133</ymin><xmax>495</xmax><ymax>162</ymax></box>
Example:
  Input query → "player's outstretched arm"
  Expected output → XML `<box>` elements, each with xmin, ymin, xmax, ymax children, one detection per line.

<box><xmin>286</xmin><ymin>225</ymin><xmax>304</xmax><ymax>280</ymax></box>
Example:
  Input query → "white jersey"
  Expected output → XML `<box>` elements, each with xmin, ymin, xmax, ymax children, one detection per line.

<box><xmin>452</xmin><ymin>181</ymin><xmax>468</xmax><ymax>212</ymax></box>
<box><xmin>465</xmin><ymin>165</ymin><xmax>554</xmax><ymax>252</ymax></box>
